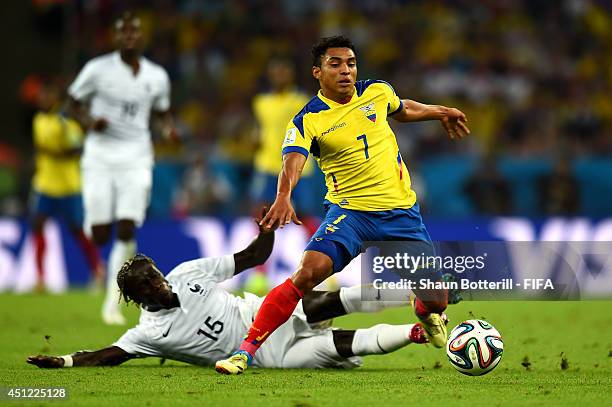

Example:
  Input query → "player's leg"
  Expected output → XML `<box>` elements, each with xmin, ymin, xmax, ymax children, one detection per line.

<box><xmin>90</xmin><ymin>224</ymin><xmax>112</xmax><ymax>246</ymax></box>
<box><xmin>71</xmin><ymin>225</ymin><xmax>105</xmax><ymax>289</ymax></box>
<box><xmin>279</xmin><ymin>325</ymin><xmax>427</xmax><ymax>369</ymax></box>
<box><xmin>103</xmin><ymin>219</ymin><xmax>136</xmax><ymax>320</ymax></box>
<box><xmin>408</xmin><ymin>248</ymin><xmax>449</xmax><ymax>348</ymax></box>
<box><xmin>293</xmin><ymin>173</ymin><xmax>340</xmax><ymax>292</ymax></box>
<box><xmin>216</xmin><ymin>204</ymin><xmax>368</xmax><ymax>374</ymax></box>
<box><xmin>82</xmin><ymin>168</ymin><xmax>114</xmax><ymax>248</ymax></box>
<box><xmin>333</xmin><ymin>324</ymin><xmax>428</xmax><ymax>358</ymax></box>
<box><xmin>302</xmin><ymin>284</ymin><xmax>411</xmax><ymax>324</ymax></box>
<box><xmin>94</xmin><ymin>221</ymin><xmax>129</xmax><ymax>325</ymax></box>
<box><xmin>103</xmin><ymin>168</ymin><xmax>151</xmax><ymax>324</ymax></box>
<box><xmin>30</xmin><ymin>192</ymin><xmax>55</xmax><ymax>293</ymax></box>
<box><xmin>82</xmin><ymin>167</ymin><xmax>120</xmax><ymax>323</ymax></box>
<box><xmin>380</xmin><ymin>203</ymin><xmax>449</xmax><ymax>347</ymax></box>
<box><xmin>31</xmin><ymin>212</ymin><xmax>47</xmax><ymax>293</ymax></box>
<box><xmin>216</xmin><ymin>250</ymin><xmax>334</xmax><ymax>375</ymax></box>
<box><xmin>64</xmin><ymin>194</ymin><xmax>104</xmax><ymax>289</ymax></box>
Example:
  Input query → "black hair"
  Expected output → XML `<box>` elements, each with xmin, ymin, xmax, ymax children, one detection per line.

<box><xmin>117</xmin><ymin>253</ymin><xmax>156</xmax><ymax>305</ymax></box>
<box><xmin>311</xmin><ymin>35</ymin><xmax>356</xmax><ymax>67</ymax></box>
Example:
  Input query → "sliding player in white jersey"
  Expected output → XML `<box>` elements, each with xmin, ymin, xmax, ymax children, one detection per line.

<box><xmin>27</xmin><ymin>210</ymin><xmax>434</xmax><ymax>370</ymax></box>
<box><xmin>67</xmin><ymin>12</ymin><xmax>176</xmax><ymax>325</ymax></box>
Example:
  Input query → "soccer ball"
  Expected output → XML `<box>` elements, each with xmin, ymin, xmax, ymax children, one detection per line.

<box><xmin>446</xmin><ymin>319</ymin><xmax>503</xmax><ymax>376</ymax></box>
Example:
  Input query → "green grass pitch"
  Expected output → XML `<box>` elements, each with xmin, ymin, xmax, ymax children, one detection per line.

<box><xmin>1</xmin><ymin>292</ymin><xmax>610</xmax><ymax>406</ymax></box>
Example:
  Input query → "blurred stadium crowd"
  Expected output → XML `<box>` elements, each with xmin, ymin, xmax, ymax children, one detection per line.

<box><xmin>3</xmin><ymin>0</ymin><xmax>612</xmax><ymax>220</ymax></box>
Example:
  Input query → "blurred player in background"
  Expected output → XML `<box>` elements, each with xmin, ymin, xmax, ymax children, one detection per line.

<box><xmin>67</xmin><ymin>12</ymin><xmax>176</xmax><ymax>325</ymax></box>
<box><xmin>247</xmin><ymin>58</ymin><xmax>311</xmax><ymax>295</ymax></box>
<box><xmin>27</xmin><ymin>209</ymin><xmax>431</xmax><ymax>370</ymax></box>
<box><xmin>251</xmin><ymin>58</ymin><xmax>312</xmax><ymax>210</ymax></box>
<box><xmin>30</xmin><ymin>79</ymin><xmax>103</xmax><ymax>293</ymax></box>
<box><xmin>217</xmin><ymin>36</ymin><xmax>470</xmax><ymax>374</ymax></box>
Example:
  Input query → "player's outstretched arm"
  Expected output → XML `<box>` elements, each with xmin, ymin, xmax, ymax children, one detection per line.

<box><xmin>65</xmin><ymin>97</ymin><xmax>108</xmax><ymax>132</ymax></box>
<box><xmin>233</xmin><ymin>207</ymin><xmax>275</xmax><ymax>274</ymax></box>
<box><xmin>391</xmin><ymin>99</ymin><xmax>470</xmax><ymax>139</ymax></box>
<box><xmin>26</xmin><ymin>346</ymin><xmax>134</xmax><ymax>368</ymax></box>
<box><xmin>259</xmin><ymin>152</ymin><xmax>306</xmax><ymax>232</ymax></box>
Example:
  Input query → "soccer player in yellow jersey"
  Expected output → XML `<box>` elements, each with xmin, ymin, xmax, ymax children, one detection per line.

<box><xmin>216</xmin><ymin>36</ymin><xmax>470</xmax><ymax>374</ymax></box>
<box><xmin>31</xmin><ymin>81</ymin><xmax>102</xmax><ymax>292</ymax></box>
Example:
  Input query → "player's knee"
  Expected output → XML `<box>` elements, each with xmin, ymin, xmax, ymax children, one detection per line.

<box><xmin>291</xmin><ymin>269</ymin><xmax>319</xmax><ymax>294</ymax></box>
<box><xmin>116</xmin><ymin>220</ymin><xmax>136</xmax><ymax>241</ymax></box>
<box><xmin>91</xmin><ymin>224</ymin><xmax>112</xmax><ymax>246</ymax></box>
<box><xmin>292</xmin><ymin>254</ymin><xmax>333</xmax><ymax>293</ymax></box>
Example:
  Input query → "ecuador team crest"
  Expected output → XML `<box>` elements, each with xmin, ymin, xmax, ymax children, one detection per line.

<box><xmin>359</xmin><ymin>103</ymin><xmax>377</xmax><ymax>123</ymax></box>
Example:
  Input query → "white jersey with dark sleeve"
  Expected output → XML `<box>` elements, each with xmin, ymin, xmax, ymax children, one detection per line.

<box><xmin>113</xmin><ymin>255</ymin><xmax>250</xmax><ymax>366</ymax></box>
<box><xmin>68</xmin><ymin>51</ymin><xmax>170</xmax><ymax>170</ymax></box>
<box><xmin>113</xmin><ymin>256</ymin><xmax>362</xmax><ymax>369</ymax></box>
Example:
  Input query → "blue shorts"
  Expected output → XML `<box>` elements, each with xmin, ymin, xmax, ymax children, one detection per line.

<box><xmin>305</xmin><ymin>201</ymin><xmax>433</xmax><ymax>273</ymax></box>
<box><xmin>30</xmin><ymin>192</ymin><xmax>84</xmax><ymax>226</ymax></box>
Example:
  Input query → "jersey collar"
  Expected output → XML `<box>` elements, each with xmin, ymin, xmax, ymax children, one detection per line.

<box><xmin>112</xmin><ymin>51</ymin><xmax>145</xmax><ymax>74</ymax></box>
<box><xmin>317</xmin><ymin>88</ymin><xmax>357</xmax><ymax>107</ymax></box>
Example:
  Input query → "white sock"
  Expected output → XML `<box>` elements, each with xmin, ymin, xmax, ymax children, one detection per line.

<box><xmin>351</xmin><ymin>324</ymin><xmax>414</xmax><ymax>356</ymax></box>
<box><xmin>339</xmin><ymin>285</ymin><xmax>411</xmax><ymax>314</ymax></box>
<box><xmin>103</xmin><ymin>239</ymin><xmax>136</xmax><ymax>313</ymax></box>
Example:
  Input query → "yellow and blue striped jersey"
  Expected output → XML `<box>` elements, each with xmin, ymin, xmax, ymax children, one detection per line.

<box><xmin>281</xmin><ymin>80</ymin><xmax>416</xmax><ymax>211</ymax></box>
<box><xmin>252</xmin><ymin>89</ymin><xmax>312</xmax><ymax>175</ymax></box>
<box><xmin>32</xmin><ymin>111</ymin><xmax>83</xmax><ymax>196</ymax></box>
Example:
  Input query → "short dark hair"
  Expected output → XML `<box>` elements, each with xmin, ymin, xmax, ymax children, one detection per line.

<box><xmin>311</xmin><ymin>36</ymin><xmax>356</xmax><ymax>67</ymax></box>
<box><xmin>117</xmin><ymin>253</ymin><xmax>156</xmax><ymax>305</ymax></box>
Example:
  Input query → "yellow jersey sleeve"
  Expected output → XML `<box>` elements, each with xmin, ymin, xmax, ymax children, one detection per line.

<box><xmin>377</xmin><ymin>81</ymin><xmax>403</xmax><ymax>115</ymax></box>
<box><xmin>281</xmin><ymin>95</ymin><xmax>331</xmax><ymax>158</ymax></box>
<box><xmin>281</xmin><ymin>121</ymin><xmax>312</xmax><ymax>158</ymax></box>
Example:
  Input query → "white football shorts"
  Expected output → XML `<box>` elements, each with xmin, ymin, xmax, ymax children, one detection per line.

<box><xmin>247</xmin><ymin>297</ymin><xmax>363</xmax><ymax>369</ymax></box>
<box><xmin>82</xmin><ymin>167</ymin><xmax>152</xmax><ymax>229</ymax></box>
